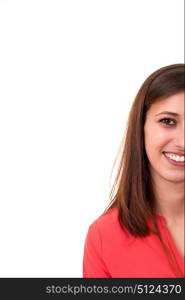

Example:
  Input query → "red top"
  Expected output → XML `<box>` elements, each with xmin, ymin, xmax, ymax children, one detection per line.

<box><xmin>83</xmin><ymin>207</ymin><xmax>184</xmax><ymax>277</ymax></box>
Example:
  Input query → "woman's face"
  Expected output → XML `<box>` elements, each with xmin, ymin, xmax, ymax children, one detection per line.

<box><xmin>144</xmin><ymin>92</ymin><xmax>185</xmax><ymax>183</ymax></box>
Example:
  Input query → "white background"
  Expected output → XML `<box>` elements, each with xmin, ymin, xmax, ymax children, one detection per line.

<box><xmin>0</xmin><ymin>0</ymin><xmax>184</xmax><ymax>277</ymax></box>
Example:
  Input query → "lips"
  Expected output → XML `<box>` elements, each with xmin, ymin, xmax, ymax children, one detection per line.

<box><xmin>162</xmin><ymin>151</ymin><xmax>185</xmax><ymax>156</ymax></box>
<box><xmin>162</xmin><ymin>152</ymin><xmax>185</xmax><ymax>166</ymax></box>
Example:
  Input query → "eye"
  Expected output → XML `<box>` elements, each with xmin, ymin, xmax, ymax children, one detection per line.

<box><xmin>159</xmin><ymin>118</ymin><xmax>176</xmax><ymax>127</ymax></box>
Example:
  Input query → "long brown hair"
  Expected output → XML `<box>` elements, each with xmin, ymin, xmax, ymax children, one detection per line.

<box><xmin>105</xmin><ymin>63</ymin><xmax>185</xmax><ymax>277</ymax></box>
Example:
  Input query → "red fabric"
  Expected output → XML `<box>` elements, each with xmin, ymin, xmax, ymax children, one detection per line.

<box><xmin>83</xmin><ymin>207</ymin><xmax>184</xmax><ymax>277</ymax></box>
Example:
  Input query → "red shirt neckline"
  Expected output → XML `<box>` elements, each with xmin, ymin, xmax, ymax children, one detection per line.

<box><xmin>155</xmin><ymin>214</ymin><xmax>184</xmax><ymax>274</ymax></box>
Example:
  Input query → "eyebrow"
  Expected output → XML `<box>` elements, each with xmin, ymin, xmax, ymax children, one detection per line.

<box><xmin>155</xmin><ymin>111</ymin><xmax>179</xmax><ymax>117</ymax></box>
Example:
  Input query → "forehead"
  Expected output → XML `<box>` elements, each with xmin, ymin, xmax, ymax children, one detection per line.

<box><xmin>147</xmin><ymin>92</ymin><xmax>184</xmax><ymax>117</ymax></box>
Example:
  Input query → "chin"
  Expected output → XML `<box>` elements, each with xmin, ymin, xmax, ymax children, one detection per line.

<box><xmin>149</xmin><ymin>166</ymin><xmax>184</xmax><ymax>183</ymax></box>
<box><xmin>162</xmin><ymin>174</ymin><xmax>185</xmax><ymax>183</ymax></box>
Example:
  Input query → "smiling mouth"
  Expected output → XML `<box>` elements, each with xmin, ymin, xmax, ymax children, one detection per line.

<box><xmin>162</xmin><ymin>152</ymin><xmax>185</xmax><ymax>162</ymax></box>
<box><xmin>162</xmin><ymin>152</ymin><xmax>185</xmax><ymax>166</ymax></box>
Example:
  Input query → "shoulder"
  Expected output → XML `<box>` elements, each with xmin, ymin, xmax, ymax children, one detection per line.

<box><xmin>88</xmin><ymin>207</ymin><xmax>130</xmax><ymax>241</ymax></box>
<box><xmin>92</xmin><ymin>207</ymin><xmax>119</xmax><ymax>229</ymax></box>
<box><xmin>89</xmin><ymin>207</ymin><xmax>118</xmax><ymax>228</ymax></box>
<box><xmin>83</xmin><ymin>208</ymin><xmax>120</xmax><ymax>277</ymax></box>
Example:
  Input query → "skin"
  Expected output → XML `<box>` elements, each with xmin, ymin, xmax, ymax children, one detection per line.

<box><xmin>144</xmin><ymin>91</ymin><xmax>184</xmax><ymax>258</ymax></box>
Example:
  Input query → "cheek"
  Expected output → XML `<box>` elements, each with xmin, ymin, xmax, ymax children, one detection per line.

<box><xmin>144</xmin><ymin>126</ymin><xmax>170</xmax><ymax>154</ymax></box>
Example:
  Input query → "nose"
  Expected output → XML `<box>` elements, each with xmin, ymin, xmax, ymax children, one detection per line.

<box><xmin>174</xmin><ymin>122</ymin><xmax>185</xmax><ymax>151</ymax></box>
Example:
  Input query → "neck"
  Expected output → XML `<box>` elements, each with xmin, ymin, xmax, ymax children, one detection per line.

<box><xmin>151</xmin><ymin>174</ymin><xmax>184</xmax><ymax>222</ymax></box>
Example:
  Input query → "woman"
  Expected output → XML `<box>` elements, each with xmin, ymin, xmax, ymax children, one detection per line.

<box><xmin>83</xmin><ymin>64</ymin><xmax>185</xmax><ymax>278</ymax></box>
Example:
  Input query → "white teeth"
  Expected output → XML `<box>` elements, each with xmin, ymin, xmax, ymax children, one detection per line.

<box><xmin>164</xmin><ymin>152</ymin><xmax>185</xmax><ymax>162</ymax></box>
